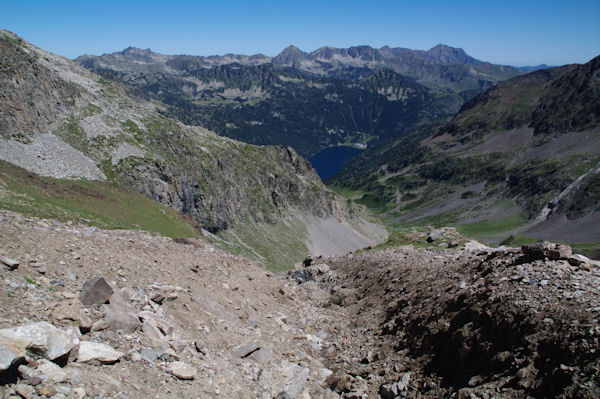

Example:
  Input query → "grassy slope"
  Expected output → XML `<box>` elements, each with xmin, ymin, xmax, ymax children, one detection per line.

<box><xmin>0</xmin><ymin>160</ymin><xmax>200</xmax><ymax>238</ymax></box>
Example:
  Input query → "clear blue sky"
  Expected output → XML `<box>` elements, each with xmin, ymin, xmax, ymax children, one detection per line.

<box><xmin>2</xmin><ymin>0</ymin><xmax>599</xmax><ymax>66</ymax></box>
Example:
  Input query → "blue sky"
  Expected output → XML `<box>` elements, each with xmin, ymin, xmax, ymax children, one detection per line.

<box><xmin>2</xmin><ymin>0</ymin><xmax>599</xmax><ymax>66</ymax></box>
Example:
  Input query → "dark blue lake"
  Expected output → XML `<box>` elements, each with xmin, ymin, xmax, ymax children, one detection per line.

<box><xmin>309</xmin><ymin>146</ymin><xmax>364</xmax><ymax>179</ymax></box>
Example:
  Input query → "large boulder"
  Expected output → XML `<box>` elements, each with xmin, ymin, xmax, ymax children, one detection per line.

<box><xmin>79</xmin><ymin>277</ymin><xmax>114</xmax><ymax>307</ymax></box>
<box><xmin>0</xmin><ymin>322</ymin><xmax>79</xmax><ymax>371</ymax></box>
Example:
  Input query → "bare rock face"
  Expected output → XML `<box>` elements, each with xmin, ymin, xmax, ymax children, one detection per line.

<box><xmin>79</xmin><ymin>277</ymin><xmax>114</xmax><ymax>307</ymax></box>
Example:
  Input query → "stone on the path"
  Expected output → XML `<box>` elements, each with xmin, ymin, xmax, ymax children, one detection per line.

<box><xmin>0</xmin><ymin>254</ymin><xmax>19</xmax><ymax>270</ymax></box>
<box><xmin>0</xmin><ymin>322</ymin><xmax>78</xmax><ymax>371</ymax></box>
<box><xmin>233</xmin><ymin>341</ymin><xmax>262</xmax><ymax>358</ymax></box>
<box><xmin>79</xmin><ymin>277</ymin><xmax>114</xmax><ymax>306</ymax></box>
<box><xmin>169</xmin><ymin>361</ymin><xmax>196</xmax><ymax>380</ymax></box>
<box><xmin>76</xmin><ymin>341</ymin><xmax>123</xmax><ymax>364</ymax></box>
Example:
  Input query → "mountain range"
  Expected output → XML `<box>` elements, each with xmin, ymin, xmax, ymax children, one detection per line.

<box><xmin>74</xmin><ymin>44</ymin><xmax>522</xmax><ymax>158</ymax></box>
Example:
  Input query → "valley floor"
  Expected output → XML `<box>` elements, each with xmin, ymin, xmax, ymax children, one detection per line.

<box><xmin>0</xmin><ymin>210</ymin><xmax>599</xmax><ymax>398</ymax></box>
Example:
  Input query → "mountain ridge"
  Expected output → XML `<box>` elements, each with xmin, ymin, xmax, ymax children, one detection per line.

<box><xmin>329</xmin><ymin>57</ymin><xmax>600</xmax><ymax>245</ymax></box>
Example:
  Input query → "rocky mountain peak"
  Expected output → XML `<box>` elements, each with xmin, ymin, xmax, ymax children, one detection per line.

<box><xmin>272</xmin><ymin>45</ymin><xmax>308</xmax><ymax>65</ymax></box>
<box><xmin>426</xmin><ymin>43</ymin><xmax>479</xmax><ymax>65</ymax></box>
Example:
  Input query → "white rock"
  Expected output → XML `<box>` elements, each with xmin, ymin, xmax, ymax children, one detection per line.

<box><xmin>36</xmin><ymin>359</ymin><xmax>69</xmax><ymax>383</ymax></box>
<box><xmin>169</xmin><ymin>361</ymin><xmax>196</xmax><ymax>380</ymax></box>
<box><xmin>76</xmin><ymin>341</ymin><xmax>123</xmax><ymax>363</ymax></box>
<box><xmin>0</xmin><ymin>322</ymin><xmax>78</xmax><ymax>371</ymax></box>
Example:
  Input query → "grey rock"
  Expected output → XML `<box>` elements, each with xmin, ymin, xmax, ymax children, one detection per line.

<box><xmin>79</xmin><ymin>277</ymin><xmax>114</xmax><ymax>306</ymax></box>
<box><xmin>380</xmin><ymin>372</ymin><xmax>411</xmax><ymax>399</ymax></box>
<box><xmin>18</xmin><ymin>364</ymin><xmax>47</xmax><ymax>385</ymax></box>
<box><xmin>35</xmin><ymin>359</ymin><xmax>68</xmax><ymax>383</ymax></box>
<box><xmin>277</xmin><ymin>363</ymin><xmax>309</xmax><ymax>399</ymax></box>
<box><xmin>0</xmin><ymin>322</ymin><xmax>79</xmax><ymax>370</ymax></box>
<box><xmin>0</xmin><ymin>255</ymin><xmax>19</xmax><ymax>270</ymax></box>
<box><xmin>105</xmin><ymin>294</ymin><xmax>141</xmax><ymax>332</ymax></box>
<box><xmin>426</xmin><ymin>229</ymin><xmax>444</xmax><ymax>243</ymax></box>
<box><xmin>76</xmin><ymin>341</ymin><xmax>123</xmax><ymax>364</ymax></box>
<box><xmin>140</xmin><ymin>348</ymin><xmax>164</xmax><ymax>363</ymax></box>
<box><xmin>292</xmin><ymin>269</ymin><xmax>313</xmax><ymax>284</ymax></box>
<box><xmin>251</xmin><ymin>345</ymin><xmax>274</xmax><ymax>364</ymax></box>
<box><xmin>233</xmin><ymin>341</ymin><xmax>261</xmax><ymax>358</ymax></box>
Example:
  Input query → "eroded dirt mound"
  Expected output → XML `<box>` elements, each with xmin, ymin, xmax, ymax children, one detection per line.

<box><xmin>288</xmin><ymin>243</ymin><xmax>600</xmax><ymax>398</ymax></box>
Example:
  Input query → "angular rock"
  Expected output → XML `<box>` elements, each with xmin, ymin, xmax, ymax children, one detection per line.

<box><xmin>142</xmin><ymin>319</ymin><xmax>165</xmax><ymax>341</ymax></box>
<box><xmin>0</xmin><ymin>254</ymin><xmax>19</xmax><ymax>270</ymax></box>
<box><xmin>76</xmin><ymin>341</ymin><xmax>123</xmax><ymax>364</ymax></box>
<box><xmin>251</xmin><ymin>345</ymin><xmax>274</xmax><ymax>364</ymax></box>
<box><xmin>105</xmin><ymin>294</ymin><xmax>141</xmax><ymax>332</ymax></box>
<box><xmin>380</xmin><ymin>372</ymin><xmax>411</xmax><ymax>398</ymax></box>
<box><xmin>292</xmin><ymin>269</ymin><xmax>313</xmax><ymax>284</ymax></box>
<box><xmin>0</xmin><ymin>322</ymin><xmax>78</xmax><ymax>370</ymax></box>
<box><xmin>35</xmin><ymin>359</ymin><xmax>68</xmax><ymax>383</ymax></box>
<box><xmin>277</xmin><ymin>363</ymin><xmax>309</xmax><ymax>399</ymax></box>
<box><xmin>50</xmin><ymin>303</ymin><xmax>92</xmax><ymax>332</ymax></box>
<box><xmin>233</xmin><ymin>341</ymin><xmax>261</xmax><ymax>358</ymax></box>
<box><xmin>79</xmin><ymin>277</ymin><xmax>114</xmax><ymax>306</ymax></box>
<box><xmin>169</xmin><ymin>361</ymin><xmax>196</xmax><ymax>380</ymax></box>
<box><xmin>18</xmin><ymin>364</ymin><xmax>47</xmax><ymax>385</ymax></box>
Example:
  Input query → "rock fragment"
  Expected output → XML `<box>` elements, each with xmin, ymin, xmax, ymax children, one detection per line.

<box><xmin>0</xmin><ymin>322</ymin><xmax>78</xmax><ymax>370</ymax></box>
<box><xmin>76</xmin><ymin>341</ymin><xmax>123</xmax><ymax>364</ymax></box>
<box><xmin>169</xmin><ymin>361</ymin><xmax>196</xmax><ymax>380</ymax></box>
<box><xmin>79</xmin><ymin>277</ymin><xmax>114</xmax><ymax>306</ymax></box>
<box><xmin>233</xmin><ymin>341</ymin><xmax>261</xmax><ymax>358</ymax></box>
<box><xmin>14</xmin><ymin>383</ymin><xmax>34</xmax><ymax>399</ymax></box>
<box><xmin>292</xmin><ymin>269</ymin><xmax>313</xmax><ymax>284</ymax></box>
<box><xmin>0</xmin><ymin>254</ymin><xmax>19</xmax><ymax>270</ymax></box>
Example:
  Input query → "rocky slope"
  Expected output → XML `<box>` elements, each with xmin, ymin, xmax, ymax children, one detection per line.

<box><xmin>0</xmin><ymin>29</ymin><xmax>385</xmax><ymax>267</ymax></box>
<box><xmin>286</xmin><ymin>232</ymin><xmax>600</xmax><ymax>398</ymax></box>
<box><xmin>1</xmin><ymin>211</ymin><xmax>598</xmax><ymax>398</ymax></box>
<box><xmin>330</xmin><ymin>57</ymin><xmax>600</xmax><ymax>244</ymax></box>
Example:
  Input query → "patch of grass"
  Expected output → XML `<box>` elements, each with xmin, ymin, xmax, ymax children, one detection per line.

<box><xmin>0</xmin><ymin>160</ymin><xmax>200</xmax><ymax>238</ymax></box>
<box><xmin>213</xmin><ymin>217</ymin><xmax>309</xmax><ymax>272</ymax></box>
<box><xmin>327</xmin><ymin>185</ymin><xmax>365</xmax><ymax>200</ymax></box>
<box><xmin>456</xmin><ymin>213</ymin><xmax>527</xmax><ymax>241</ymax></box>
